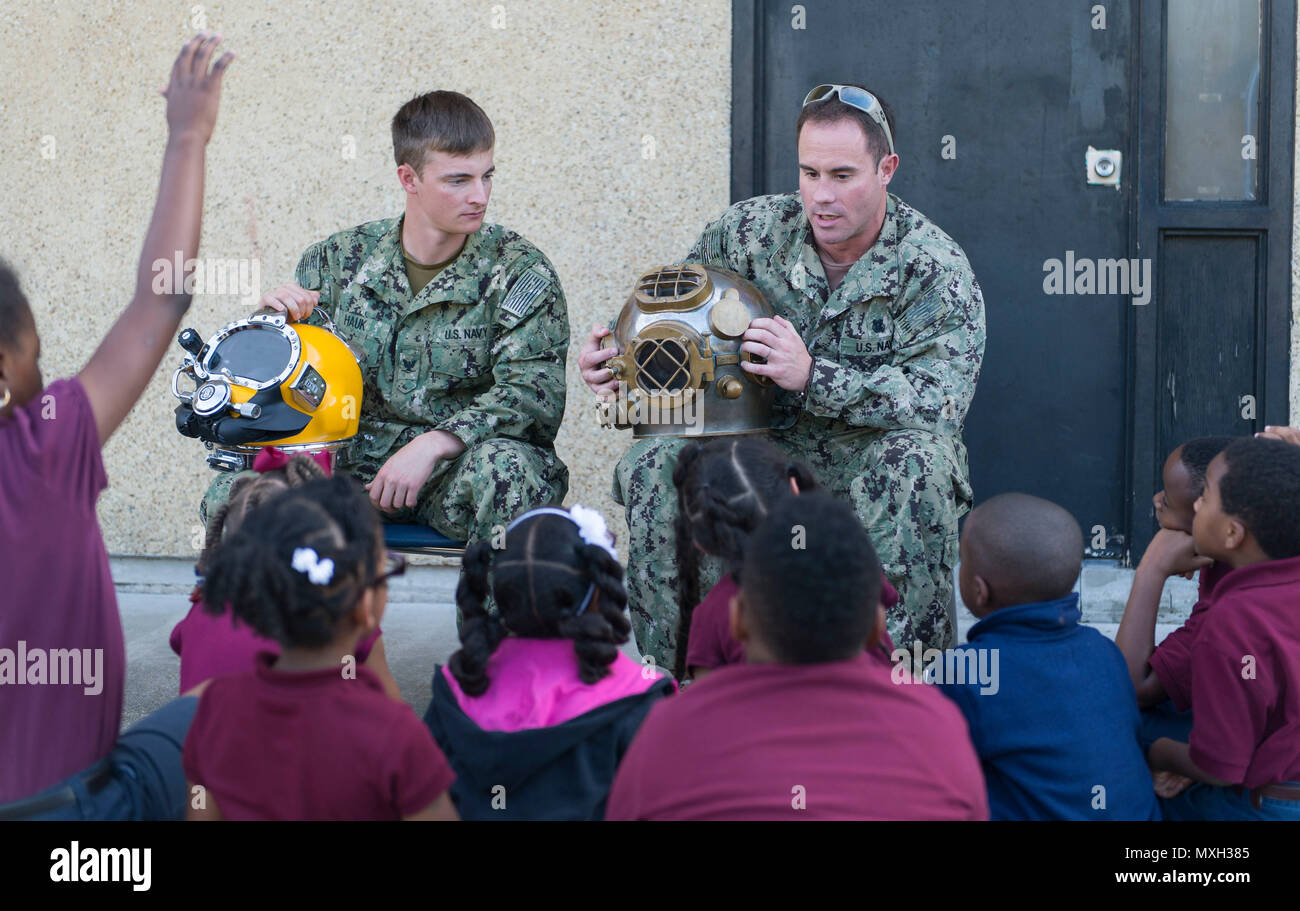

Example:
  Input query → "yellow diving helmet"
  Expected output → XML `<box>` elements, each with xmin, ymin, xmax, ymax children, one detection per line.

<box><xmin>172</xmin><ymin>310</ymin><xmax>362</xmax><ymax>472</ymax></box>
<box><xmin>598</xmin><ymin>264</ymin><xmax>777</xmax><ymax>438</ymax></box>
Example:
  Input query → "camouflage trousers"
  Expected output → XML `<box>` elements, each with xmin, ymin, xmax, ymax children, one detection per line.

<box><xmin>200</xmin><ymin>437</ymin><xmax>569</xmax><ymax>544</ymax></box>
<box><xmin>612</xmin><ymin>422</ymin><xmax>971</xmax><ymax>674</ymax></box>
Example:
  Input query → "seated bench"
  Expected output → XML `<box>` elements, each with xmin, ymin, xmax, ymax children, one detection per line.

<box><xmin>382</xmin><ymin>522</ymin><xmax>467</xmax><ymax>558</ymax></box>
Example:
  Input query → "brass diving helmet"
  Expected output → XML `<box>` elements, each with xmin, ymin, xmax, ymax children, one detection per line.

<box><xmin>598</xmin><ymin>264</ymin><xmax>776</xmax><ymax>438</ymax></box>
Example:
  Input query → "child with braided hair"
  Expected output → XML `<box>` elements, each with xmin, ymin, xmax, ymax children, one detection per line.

<box><xmin>424</xmin><ymin>505</ymin><xmax>675</xmax><ymax>820</ymax></box>
<box><xmin>674</xmin><ymin>437</ymin><xmax>899</xmax><ymax>681</ymax></box>
<box><xmin>170</xmin><ymin>451</ymin><xmax>400</xmax><ymax>699</ymax></box>
<box><xmin>182</xmin><ymin>474</ymin><xmax>457</xmax><ymax>820</ymax></box>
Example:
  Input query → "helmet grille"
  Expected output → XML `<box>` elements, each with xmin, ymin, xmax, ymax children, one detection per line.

<box><xmin>634</xmin><ymin>265</ymin><xmax>710</xmax><ymax>310</ymax></box>
<box><xmin>634</xmin><ymin>338</ymin><xmax>691</xmax><ymax>393</ymax></box>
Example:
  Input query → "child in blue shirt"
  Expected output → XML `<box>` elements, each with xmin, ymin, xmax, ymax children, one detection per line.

<box><xmin>937</xmin><ymin>492</ymin><xmax>1160</xmax><ymax>820</ymax></box>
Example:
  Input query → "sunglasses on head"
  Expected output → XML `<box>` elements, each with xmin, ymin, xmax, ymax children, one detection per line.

<box><xmin>802</xmin><ymin>84</ymin><xmax>895</xmax><ymax>157</ymax></box>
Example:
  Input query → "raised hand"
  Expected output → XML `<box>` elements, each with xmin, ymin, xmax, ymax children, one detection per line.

<box><xmin>162</xmin><ymin>32</ymin><xmax>235</xmax><ymax>144</ymax></box>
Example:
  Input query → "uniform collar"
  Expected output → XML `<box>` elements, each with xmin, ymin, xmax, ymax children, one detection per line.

<box><xmin>354</xmin><ymin>215</ymin><xmax>496</xmax><ymax>313</ymax></box>
<box><xmin>253</xmin><ymin>650</ymin><xmax>384</xmax><ymax>693</ymax></box>
<box><xmin>776</xmin><ymin>193</ymin><xmax>903</xmax><ymax>326</ymax></box>
<box><xmin>966</xmin><ymin>592</ymin><xmax>1081</xmax><ymax>641</ymax></box>
<box><xmin>773</xmin><ymin>208</ymin><xmax>829</xmax><ymax>308</ymax></box>
<box><xmin>1211</xmin><ymin>554</ymin><xmax>1300</xmax><ymax>599</ymax></box>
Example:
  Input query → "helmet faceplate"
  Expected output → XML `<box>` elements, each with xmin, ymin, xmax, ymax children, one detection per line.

<box><xmin>173</xmin><ymin>312</ymin><xmax>363</xmax><ymax>471</ymax></box>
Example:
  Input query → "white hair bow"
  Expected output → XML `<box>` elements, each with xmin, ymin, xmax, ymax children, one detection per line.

<box><xmin>568</xmin><ymin>504</ymin><xmax>618</xmax><ymax>561</ymax></box>
<box><xmin>292</xmin><ymin>547</ymin><xmax>335</xmax><ymax>585</ymax></box>
<box><xmin>506</xmin><ymin>504</ymin><xmax>619</xmax><ymax>561</ymax></box>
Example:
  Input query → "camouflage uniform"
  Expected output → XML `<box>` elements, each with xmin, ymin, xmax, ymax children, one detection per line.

<box><xmin>200</xmin><ymin>216</ymin><xmax>569</xmax><ymax>545</ymax></box>
<box><xmin>613</xmin><ymin>193</ymin><xmax>985</xmax><ymax>671</ymax></box>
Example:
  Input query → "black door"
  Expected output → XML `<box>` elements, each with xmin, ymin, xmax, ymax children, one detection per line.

<box><xmin>1131</xmin><ymin>0</ymin><xmax>1295</xmax><ymax>558</ymax></box>
<box><xmin>732</xmin><ymin>0</ymin><xmax>1294</xmax><ymax>563</ymax></box>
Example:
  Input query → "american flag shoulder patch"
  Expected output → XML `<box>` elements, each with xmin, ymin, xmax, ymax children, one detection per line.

<box><xmin>896</xmin><ymin>293</ymin><xmax>945</xmax><ymax>339</ymax></box>
<box><xmin>698</xmin><ymin>225</ymin><xmax>724</xmax><ymax>266</ymax></box>
<box><xmin>500</xmin><ymin>267</ymin><xmax>552</xmax><ymax>317</ymax></box>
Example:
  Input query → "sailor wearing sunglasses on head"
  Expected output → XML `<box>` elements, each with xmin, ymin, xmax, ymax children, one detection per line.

<box><xmin>579</xmin><ymin>83</ymin><xmax>986</xmax><ymax>673</ymax></box>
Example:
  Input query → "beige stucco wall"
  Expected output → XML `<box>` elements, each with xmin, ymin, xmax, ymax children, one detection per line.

<box><xmin>0</xmin><ymin>0</ymin><xmax>731</xmax><ymax>557</ymax></box>
<box><xmin>3</xmin><ymin>3</ymin><xmax>1298</xmax><ymax>557</ymax></box>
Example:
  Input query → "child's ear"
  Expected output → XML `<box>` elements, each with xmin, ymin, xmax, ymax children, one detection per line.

<box><xmin>970</xmin><ymin>572</ymin><xmax>992</xmax><ymax>613</ymax></box>
<box><xmin>866</xmin><ymin>603</ymin><xmax>886</xmax><ymax>648</ymax></box>
<box><xmin>1225</xmin><ymin>516</ymin><xmax>1250</xmax><ymax>553</ymax></box>
<box><xmin>353</xmin><ymin>587</ymin><xmax>380</xmax><ymax>633</ymax></box>
<box><xmin>728</xmin><ymin>592</ymin><xmax>748</xmax><ymax>645</ymax></box>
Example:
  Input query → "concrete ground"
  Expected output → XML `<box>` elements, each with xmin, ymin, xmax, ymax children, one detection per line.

<box><xmin>115</xmin><ymin>556</ymin><xmax>1200</xmax><ymax>728</ymax></box>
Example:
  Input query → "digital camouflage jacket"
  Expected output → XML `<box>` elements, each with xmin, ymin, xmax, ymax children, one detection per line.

<box><xmin>295</xmin><ymin>216</ymin><xmax>569</xmax><ymax>466</ymax></box>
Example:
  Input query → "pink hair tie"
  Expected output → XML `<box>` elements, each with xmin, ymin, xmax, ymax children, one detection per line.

<box><xmin>252</xmin><ymin>447</ymin><xmax>333</xmax><ymax>476</ymax></box>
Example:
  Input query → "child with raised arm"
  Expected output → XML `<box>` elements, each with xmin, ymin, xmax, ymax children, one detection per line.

<box><xmin>0</xmin><ymin>34</ymin><xmax>233</xmax><ymax>819</ymax></box>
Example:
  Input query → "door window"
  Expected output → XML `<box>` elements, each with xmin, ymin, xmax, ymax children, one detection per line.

<box><xmin>1164</xmin><ymin>0</ymin><xmax>1263</xmax><ymax>201</ymax></box>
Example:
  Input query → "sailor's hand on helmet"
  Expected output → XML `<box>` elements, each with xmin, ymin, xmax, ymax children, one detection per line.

<box><xmin>741</xmin><ymin>316</ymin><xmax>813</xmax><ymax>392</ymax></box>
<box><xmin>579</xmin><ymin>324</ymin><xmax>621</xmax><ymax>397</ymax></box>
<box><xmin>261</xmin><ymin>283</ymin><xmax>320</xmax><ymax>322</ymax></box>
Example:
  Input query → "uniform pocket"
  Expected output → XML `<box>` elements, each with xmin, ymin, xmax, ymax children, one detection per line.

<box><xmin>395</xmin><ymin>341</ymin><xmax>427</xmax><ymax>395</ymax></box>
<box><xmin>426</xmin><ymin>339</ymin><xmax>491</xmax><ymax>380</ymax></box>
<box><xmin>394</xmin><ymin>339</ymin><xmax>491</xmax><ymax>417</ymax></box>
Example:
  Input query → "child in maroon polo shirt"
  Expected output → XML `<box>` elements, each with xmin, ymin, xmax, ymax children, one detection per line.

<box><xmin>672</xmin><ymin>437</ymin><xmax>820</xmax><ymax>680</ymax></box>
<box><xmin>0</xmin><ymin>34</ymin><xmax>232</xmax><ymax>817</ymax></box>
<box><xmin>606</xmin><ymin>493</ymin><xmax>988</xmax><ymax>821</ymax></box>
<box><xmin>182</xmin><ymin>476</ymin><xmax>456</xmax><ymax>820</ymax></box>
<box><xmin>1148</xmin><ymin>437</ymin><xmax>1300</xmax><ymax>820</ymax></box>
